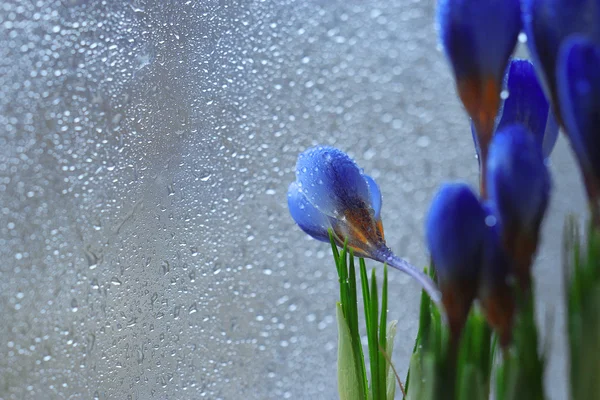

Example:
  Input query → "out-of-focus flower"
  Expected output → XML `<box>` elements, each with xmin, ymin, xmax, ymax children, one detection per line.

<box><xmin>478</xmin><ymin>205</ymin><xmax>515</xmax><ymax>347</ymax></box>
<box><xmin>487</xmin><ymin>124</ymin><xmax>551</xmax><ymax>288</ymax></box>
<box><xmin>557</xmin><ymin>36</ymin><xmax>600</xmax><ymax>224</ymax></box>
<box><xmin>288</xmin><ymin>146</ymin><xmax>441</xmax><ymax>303</ymax></box>
<box><xmin>522</xmin><ymin>0</ymin><xmax>600</xmax><ymax>117</ymax></box>
<box><xmin>437</xmin><ymin>0</ymin><xmax>521</xmax><ymax>195</ymax></box>
<box><xmin>426</xmin><ymin>183</ymin><xmax>487</xmax><ymax>343</ymax></box>
<box><xmin>472</xmin><ymin>59</ymin><xmax>559</xmax><ymax>163</ymax></box>
<box><xmin>496</xmin><ymin>59</ymin><xmax>559</xmax><ymax>158</ymax></box>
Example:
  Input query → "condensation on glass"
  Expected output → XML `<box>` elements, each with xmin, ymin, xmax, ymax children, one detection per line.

<box><xmin>0</xmin><ymin>0</ymin><xmax>582</xmax><ymax>398</ymax></box>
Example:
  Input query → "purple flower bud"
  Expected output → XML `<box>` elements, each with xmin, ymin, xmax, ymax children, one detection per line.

<box><xmin>487</xmin><ymin>124</ymin><xmax>551</xmax><ymax>287</ymax></box>
<box><xmin>289</xmin><ymin>146</ymin><xmax>441</xmax><ymax>303</ymax></box>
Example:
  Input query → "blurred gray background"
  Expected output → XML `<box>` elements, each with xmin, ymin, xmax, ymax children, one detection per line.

<box><xmin>0</xmin><ymin>0</ymin><xmax>584</xmax><ymax>399</ymax></box>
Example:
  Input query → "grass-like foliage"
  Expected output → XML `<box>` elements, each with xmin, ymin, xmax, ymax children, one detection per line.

<box><xmin>331</xmin><ymin>218</ymin><xmax>600</xmax><ymax>400</ymax></box>
<box><xmin>330</xmin><ymin>231</ymin><xmax>398</xmax><ymax>400</ymax></box>
<box><xmin>404</xmin><ymin>268</ymin><xmax>494</xmax><ymax>400</ymax></box>
<box><xmin>564</xmin><ymin>217</ymin><xmax>600</xmax><ymax>400</ymax></box>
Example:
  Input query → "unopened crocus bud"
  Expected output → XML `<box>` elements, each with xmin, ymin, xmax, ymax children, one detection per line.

<box><xmin>426</xmin><ymin>183</ymin><xmax>487</xmax><ymax>343</ymax></box>
<box><xmin>496</xmin><ymin>59</ymin><xmax>559</xmax><ymax>159</ymax></box>
<box><xmin>437</xmin><ymin>0</ymin><xmax>521</xmax><ymax>195</ymax></box>
<box><xmin>522</xmin><ymin>0</ymin><xmax>600</xmax><ymax>118</ymax></box>
<box><xmin>471</xmin><ymin>59</ymin><xmax>559</xmax><ymax>164</ymax></box>
<box><xmin>557</xmin><ymin>36</ymin><xmax>600</xmax><ymax>225</ymax></box>
<box><xmin>288</xmin><ymin>146</ymin><xmax>441</xmax><ymax>303</ymax></box>
<box><xmin>487</xmin><ymin>124</ymin><xmax>551</xmax><ymax>289</ymax></box>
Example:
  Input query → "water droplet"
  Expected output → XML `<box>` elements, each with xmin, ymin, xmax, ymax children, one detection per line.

<box><xmin>518</xmin><ymin>32</ymin><xmax>527</xmax><ymax>43</ymax></box>
<box><xmin>70</xmin><ymin>299</ymin><xmax>78</xmax><ymax>312</ymax></box>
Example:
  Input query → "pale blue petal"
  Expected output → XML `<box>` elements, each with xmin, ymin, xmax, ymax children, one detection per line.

<box><xmin>296</xmin><ymin>146</ymin><xmax>371</xmax><ymax>218</ymax></box>
<box><xmin>364</xmin><ymin>174</ymin><xmax>382</xmax><ymax>220</ymax></box>
<box><xmin>287</xmin><ymin>182</ymin><xmax>331</xmax><ymax>243</ymax></box>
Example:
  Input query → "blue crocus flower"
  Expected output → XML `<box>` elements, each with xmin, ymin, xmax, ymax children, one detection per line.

<box><xmin>487</xmin><ymin>124</ymin><xmax>551</xmax><ymax>288</ymax></box>
<box><xmin>557</xmin><ymin>36</ymin><xmax>600</xmax><ymax>224</ymax></box>
<box><xmin>288</xmin><ymin>146</ymin><xmax>441</xmax><ymax>303</ymax></box>
<box><xmin>472</xmin><ymin>59</ymin><xmax>559</xmax><ymax>162</ymax></box>
<box><xmin>426</xmin><ymin>183</ymin><xmax>487</xmax><ymax>342</ymax></box>
<box><xmin>496</xmin><ymin>59</ymin><xmax>559</xmax><ymax>158</ymax></box>
<box><xmin>437</xmin><ymin>0</ymin><xmax>521</xmax><ymax>193</ymax></box>
<box><xmin>522</xmin><ymin>0</ymin><xmax>600</xmax><ymax>115</ymax></box>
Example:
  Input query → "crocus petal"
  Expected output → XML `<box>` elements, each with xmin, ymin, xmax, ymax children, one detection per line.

<box><xmin>478</xmin><ymin>220</ymin><xmax>515</xmax><ymax>347</ymax></box>
<box><xmin>522</xmin><ymin>0</ymin><xmax>600</xmax><ymax>110</ymax></box>
<box><xmin>437</xmin><ymin>0</ymin><xmax>521</xmax><ymax>188</ymax></box>
<box><xmin>364</xmin><ymin>174</ymin><xmax>382</xmax><ymax>220</ymax></box>
<box><xmin>287</xmin><ymin>182</ymin><xmax>331</xmax><ymax>243</ymax></box>
<box><xmin>296</xmin><ymin>146</ymin><xmax>371</xmax><ymax>218</ymax></box>
<box><xmin>426</xmin><ymin>183</ymin><xmax>487</xmax><ymax>282</ymax></box>
<box><xmin>557</xmin><ymin>36</ymin><xmax>600</xmax><ymax>180</ymax></box>
<box><xmin>437</xmin><ymin>0</ymin><xmax>521</xmax><ymax>80</ymax></box>
<box><xmin>487</xmin><ymin>124</ymin><xmax>551</xmax><ymax>233</ymax></box>
<box><xmin>497</xmin><ymin>59</ymin><xmax>558</xmax><ymax>157</ymax></box>
<box><xmin>542</xmin><ymin>111</ymin><xmax>559</xmax><ymax>159</ymax></box>
<box><xmin>425</xmin><ymin>182</ymin><xmax>487</xmax><ymax>342</ymax></box>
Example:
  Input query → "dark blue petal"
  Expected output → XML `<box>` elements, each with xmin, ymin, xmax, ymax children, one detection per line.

<box><xmin>437</xmin><ymin>0</ymin><xmax>521</xmax><ymax>80</ymax></box>
<box><xmin>287</xmin><ymin>182</ymin><xmax>331</xmax><ymax>243</ymax></box>
<box><xmin>478</xmin><ymin>218</ymin><xmax>515</xmax><ymax>346</ymax></box>
<box><xmin>542</xmin><ymin>111</ymin><xmax>559</xmax><ymax>158</ymax></box>
<box><xmin>426</xmin><ymin>183</ymin><xmax>487</xmax><ymax>282</ymax></box>
<box><xmin>296</xmin><ymin>146</ymin><xmax>371</xmax><ymax>218</ymax></box>
<box><xmin>487</xmin><ymin>124</ymin><xmax>551</xmax><ymax>232</ymax></box>
<box><xmin>522</xmin><ymin>0</ymin><xmax>600</xmax><ymax>108</ymax></box>
<box><xmin>557</xmin><ymin>36</ymin><xmax>600</xmax><ymax>180</ymax></box>
<box><xmin>364</xmin><ymin>174</ymin><xmax>382</xmax><ymax>220</ymax></box>
<box><xmin>497</xmin><ymin>59</ymin><xmax>557</xmax><ymax>157</ymax></box>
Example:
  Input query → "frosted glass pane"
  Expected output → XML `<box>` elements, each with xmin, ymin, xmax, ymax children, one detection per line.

<box><xmin>0</xmin><ymin>1</ymin><xmax>581</xmax><ymax>399</ymax></box>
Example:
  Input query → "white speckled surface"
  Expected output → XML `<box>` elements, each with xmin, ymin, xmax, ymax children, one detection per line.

<box><xmin>0</xmin><ymin>0</ymin><xmax>581</xmax><ymax>398</ymax></box>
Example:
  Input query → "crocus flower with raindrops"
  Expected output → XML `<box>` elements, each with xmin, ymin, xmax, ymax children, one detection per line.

<box><xmin>522</xmin><ymin>0</ymin><xmax>600</xmax><ymax>117</ymax></box>
<box><xmin>557</xmin><ymin>36</ymin><xmax>600</xmax><ymax>225</ymax></box>
<box><xmin>426</xmin><ymin>183</ymin><xmax>487</xmax><ymax>345</ymax></box>
<box><xmin>288</xmin><ymin>146</ymin><xmax>441</xmax><ymax>304</ymax></box>
<box><xmin>472</xmin><ymin>59</ymin><xmax>559</xmax><ymax>162</ymax></box>
<box><xmin>487</xmin><ymin>124</ymin><xmax>551</xmax><ymax>289</ymax></box>
<box><xmin>437</xmin><ymin>0</ymin><xmax>521</xmax><ymax>196</ymax></box>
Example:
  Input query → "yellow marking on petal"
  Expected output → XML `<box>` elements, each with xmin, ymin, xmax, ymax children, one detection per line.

<box><xmin>337</xmin><ymin>205</ymin><xmax>386</xmax><ymax>258</ymax></box>
<box><xmin>458</xmin><ymin>76</ymin><xmax>501</xmax><ymax>139</ymax></box>
<box><xmin>502</xmin><ymin>227</ymin><xmax>537</xmax><ymax>291</ymax></box>
<box><xmin>376</xmin><ymin>219</ymin><xmax>385</xmax><ymax>241</ymax></box>
<box><xmin>457</xmin><ymin>76</ymin><xmax>501</xmax><ymax>198</ymax></box>
<box><xmin>480</xmin><ymin>286</ymin><xmax>514</xmax><ymax>348</ymax></box>
<box><xmin>440</xmin><ymin>279</ymin><xmax>477</xmax><ymax>348</ymax></box>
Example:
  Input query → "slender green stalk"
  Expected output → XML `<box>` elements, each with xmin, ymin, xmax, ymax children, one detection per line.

<box><xmin>349</xmin><ymin>253</ymin><xmax>368</xmax><ymax>398</ymax></box>
<box><xmin>565</xmin><ymin>218</ymin><xmax>600</xmax><ymax>400</ymax></box>
<box><xmin>369</xmin><ymin>269</ymin><xmax>381</xmax><ymax>400</ymax></box>
<box><xmin>378</xmin><ymin>265</ymin><xmax>388</xmax><ymax>398</ymax></box>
